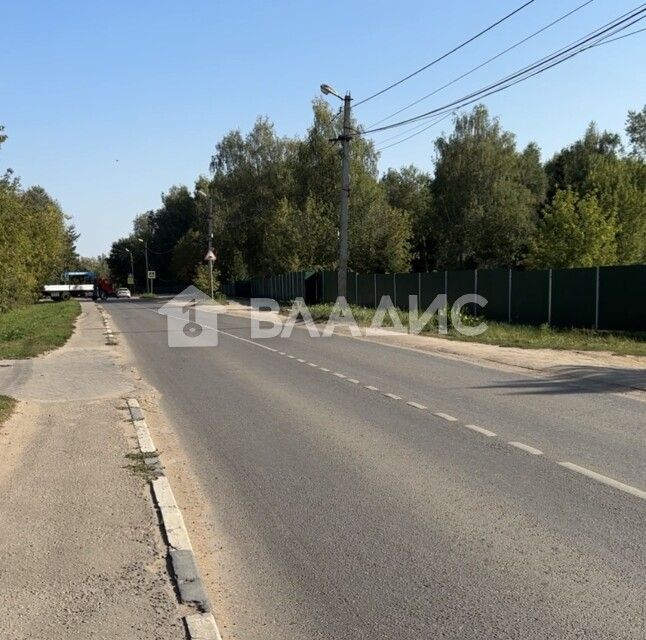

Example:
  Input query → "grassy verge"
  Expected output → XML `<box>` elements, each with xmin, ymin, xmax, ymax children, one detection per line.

<box><xmin>0</xmin><ymin>300</ymin><xmax>81</xmax><ymax>359</ymax></box>
<box><xmin>298</xmin><ymin>303</ymin><xmax>646</xmax><ymax>357</ymax></box>
<box><xmin>0</xmin><ymin>395</ymin><xmax>16</xmax><ymax>427</ymax></box>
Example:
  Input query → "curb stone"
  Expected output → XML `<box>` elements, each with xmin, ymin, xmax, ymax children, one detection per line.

<box><xmin>125</xmin><ymin>397</ymin><xmax>220</xmax><ymax>638</ymax></box>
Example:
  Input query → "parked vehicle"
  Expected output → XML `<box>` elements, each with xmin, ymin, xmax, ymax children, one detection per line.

<box><xmin>42</xmin><ymin>271</ymin><xmax>117</xmax><ymax>301</ymax></box>
<box><xmin>116</xmin><ymin>287</ymin><xmax>131</xmax><ymax>298</ymax></box>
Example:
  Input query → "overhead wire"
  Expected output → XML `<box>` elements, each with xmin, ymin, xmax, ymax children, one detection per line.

<box><xmin>359</xmin><ymin>4</ymin><xmax>646</xmax><ymax>136</ymax></box>
<box><xmin>368</xmin><ymin>0</ymin><xmax>596</xmax><ymax>129</ymax></box>
<box><xmin>354</xmin><ymin>0</ymin><xmax>538</xmax><ymax>107</ymax></box>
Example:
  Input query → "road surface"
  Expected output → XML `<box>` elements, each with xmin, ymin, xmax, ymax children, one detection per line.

<box><xmin>107</xmin><ymin>298</ymin><xmax>646</xmax><ymax>639</ymax></box>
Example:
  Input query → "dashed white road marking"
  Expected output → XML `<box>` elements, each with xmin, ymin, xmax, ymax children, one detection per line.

<box><xmin>297</xmin><ymin>358</ymin><xmax>306</xmax><ymax>363</ymax></box>
<box><xmin>278</xmin><ymin>351</ymin><xmax>286</xmax><ymax>355</ymax></box>
<box><xmin>509</xmin><ymin>441</ymin><xmax>543</xmax><ymax>455</ymax></box>
<box><xmin>558</xmin><ymin>462</ymin><xmax>646</xmax><ymax>501</ymax></box>
<box><xmin>383</xmin><ymin>393</ymin><xmax>401</xmax><ymax>400</ymax></box>
<box><xmin>464</xmin><ymin>424</ymin><xmax>497</xmax><ymax>437</ymax></box>
<box><xmin>407</xmin><ymin>401</ymin><xmax>427</xmax><ymax>410</ymax></box>
<box><xmin>320</xmin><ymin>367</ymin><xmax>330</xmax><ymax>372</ymax></box>
<box><xmin>347</xmin><ymin>378</ymin><xmax>360</xmax><ymax>384</ymax></box>
<box><xmin>307</xmin><ymin>362</ymin><xmax>318</xmax><ymax>367</ymax></box>
<box><xmin>365</xmin><ymin>385</ymin><xmax>379</xmax><ymax>391</ymax></box>
<box><xmin>287</xmin><ymin>355</ymin><xmax>295</xmax><ymax>359</ymax></box>
<box><xmin>333</xmin><ymin>372</ymin><xmax>347</xmax><ymax>379</ymax></box>
<box><xmin>434</xmin><ymin>412</ymin><xmax>458</xmax><ymax>422</ymax></box>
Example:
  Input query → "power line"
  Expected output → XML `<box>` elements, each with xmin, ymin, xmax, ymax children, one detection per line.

<box><xmin>353</xmin><ymin>0</ymin><xmax>538</xmax><ymax>107</ymax></box>
<box><xmin>360</xmin><ymin>5</ymin><xmax>646</xmax><ymax>135</ymax></box>
<box><xmin>376</xmin><ymin>113</ymin><xmax>454</xmax><ymax>151</ymax></box>
<box><xmin>371</xmin><ymin>15</ymin><xmax>646</xmax><ymax>153</ymax></box>
<box><xmin>368</xmin><ymin>0</ymin><xmax>596</xmax><ymax>129</ymax></box>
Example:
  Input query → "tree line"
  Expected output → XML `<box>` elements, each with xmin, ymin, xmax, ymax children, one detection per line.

<box><xmin>108</xmin><ymin>102</ymin><xmax>646</xmax><ymax>288</ymax></box>
<box><xmin>0</xmin><ymin>126</ymin><xmax>81</xmax><ymax>311</ymax></box>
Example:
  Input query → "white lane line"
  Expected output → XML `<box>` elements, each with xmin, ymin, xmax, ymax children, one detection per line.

<box><xmin>434</xmin><ymin>412</ymin><xmax>458</xmax><ymax>422</ymax></box>
<box><xmin>383</xmin><ymin>393</ymin><xmax>401</xmax><ymax>400</ymax></box>
<box><xmin>365</xmin><ymin>385</ymin><xmax>379</xmax><ymax>391</ymax></box>
<box><xmin>308</xmin><ymin>362</ymin><xmax>318</xmax><ymax>367</ymax></box>
<box><xmin>320</xmin><ymin>367</ymin><xmax>330</xmax><ymax>372</ymax></box>
<box><xmin>265</xmin><ymin>346</ymin><xmax>278</xmax><ymax>352</ymax></box>
<box><xmin>407</xmin><ymin>401</ymin><xmax>427</xmax><ymax>410</ymax></box>
<box><xmin>287</xmin><ymin>355</ymin><xmax>295</xmax><ymax>359</ymax></box>
<box><xmin>558</xmin><ymin>462</ymin><xmax>646</xmax><ymax>501</ymax></box>
<box><xmin>347</xmin><ymin>378</ymin><xmax>360</xmax><ymax>384</ymax></box>
<box><xmin>279</xmin><ymin>351</ymin><xmax>286</xmax><ymax>355</ymax></box>
<box><xmin>508</xmin><ymin>441</ymin><xmax>543</xmax><ymax>455</ymax></box>
<box><xmin>464</xmin><ymin>424</ymin><xmax>497</xmax><ymax>437</ymax></box>
<box><xmin>333</xmin><ymin>372</ymin><xmax>347</xmax><ymax>378</ymax></box>
<box><xmin>297</xmin><ymin>358</ymin><xmax>306</xmax><ymax>363</ymax></box>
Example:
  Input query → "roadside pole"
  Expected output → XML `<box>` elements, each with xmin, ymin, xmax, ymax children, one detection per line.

<box><xmin>320</xmin><ymin>83</ymin><xmax>352</xmax><ymax>301</ymax></box>
<box><xmin>338</xmin><ymin>92</ymin><xmax>352</xmax><ymax>301</ymax></box>
<box><xmin>208</xmin><ymin>195</ymin><xmax>214</xmax><ymax>300</ymax></box>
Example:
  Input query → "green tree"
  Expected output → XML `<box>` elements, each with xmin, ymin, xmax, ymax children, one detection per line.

<box><xmin>527</xmin><ymin>189</ymin><xmax>617</xmax><ymax>268</ymax></box>
<box><xmin>626</xmin><ymin>105</ymin><xmax>646</xmax><ymax>159</ymax></box>
<box><xmin>432</xmin><ymin>105</ymin><xmax>542</xmax><ymax>268</ymax></box>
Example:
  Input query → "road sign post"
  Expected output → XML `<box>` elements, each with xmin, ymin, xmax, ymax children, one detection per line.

<box><xmin>147</xmin><ymin>270</ymin><xmax>156</xmax><ymax>295</ymax></box>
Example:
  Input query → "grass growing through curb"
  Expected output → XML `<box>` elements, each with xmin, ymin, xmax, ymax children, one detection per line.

<box><xmin>0</xmin><ymin>300</ymin><xmax>81</xmax><ymax>359</ymax></box>
<box><xmin>298</xmin><ymin>303</ymin><xmax>646</xmax><ymax>357</ymax></box>
<box><xmin>124</xmin><ymin>451</ymin><xmax>162</xmax><ymax>481</ymax></box>
<box><xmin>0</xmin><ymin>395</ymin><xmax>16</xmax><ymax>427</ymax></box>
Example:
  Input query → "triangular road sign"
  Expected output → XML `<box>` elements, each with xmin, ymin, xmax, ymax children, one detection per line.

<box><xmin>204</xmin><ymin>249</ymin><xmax>216</xmax><ymax>262</ymax></box>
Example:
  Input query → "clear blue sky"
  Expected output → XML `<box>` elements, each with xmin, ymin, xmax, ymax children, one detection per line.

<box><xmin>1</xmin><ymin>0</ymin><xmax>644</xmax><ymax>256</ymax></box>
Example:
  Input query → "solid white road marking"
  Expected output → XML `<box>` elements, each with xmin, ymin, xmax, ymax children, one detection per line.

<box><xmin>558</xmin><ymin>462</ymin><xmax>646</xmax><ymax>501</ymax></box>
<box><xmin>464</xmin><ymin>424</ymin><xmax>497</xmax><ymax>437</ymax></box>
<box><xmin>333</xmin><ymin>372</ymin><xmax>347</xmax><ymax>378</ymax></box>
<box><xmin>384</xmin><ymin>393</ymin><xmax>401</xmax><ymax>400</ymax></box>
<box><xmin>320</xmin><ymin>367</ymin><xmax>330</xmax><ymax>372</ymax></box>
<box><xmin>347</xmin><ymin>378</ymin><xmax>360</xmax><ymax>384</ymax></box>
<box><xmin>407</xmin><ymin>401</ymin><xmax>427</xmax><ymax>410</ymax></box>
<box><xmin>508</xmin><ymin>441</ymin><xmax>543</xmax><ymax>455</ymax></box>
<box><xmin>365</xmin><ymin>385</ymin><xmax>379</xmax><ymax>391</ymax></box>
<box><xmin>434</xmin><ymin>412</ymin><xmax>458</xmax><ymax>422</ymax></box>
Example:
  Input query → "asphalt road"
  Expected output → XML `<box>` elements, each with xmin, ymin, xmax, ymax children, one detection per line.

<box><xmin>107</xmin><ymin>298</ymin><xmax>646</xmax><ymax>639</ymax></box>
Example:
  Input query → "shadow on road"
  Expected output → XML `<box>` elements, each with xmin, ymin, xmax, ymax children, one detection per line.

<box><xmin>478</xmin><ymin>365</ymin><xmax>646</xmax><ymax>396</ymax></box>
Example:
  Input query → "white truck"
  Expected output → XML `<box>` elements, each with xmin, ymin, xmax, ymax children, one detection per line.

<box><xmin>42</xmin><ymin>271</ymin><xmax>97</xmax><ymax>301</ymax></box>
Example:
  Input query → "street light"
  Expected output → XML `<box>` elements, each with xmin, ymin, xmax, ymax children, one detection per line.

<box><xmin>137</xmin><ymin>238</ymin><xmax>150</xmax><ymax>294</ymax></box>
<box><xmin>321</xmin><ymin>83</ymin><xmax>352</xmax><ymax>300</ymax></box>
<box><xmin>197</xmin><ymin>188</ymin><xmax>215</xmax><ymax>300</ymax></box>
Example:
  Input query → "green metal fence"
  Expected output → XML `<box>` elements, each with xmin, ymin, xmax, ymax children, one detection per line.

<box><xmin>222</xmin><ymin>264</ymin><xmax>646</xmax><ymax>331</ymax></box>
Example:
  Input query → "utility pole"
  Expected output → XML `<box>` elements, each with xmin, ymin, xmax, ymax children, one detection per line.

<box><xmin>208</xmin><ymin>192</ymin><xmax>214</xmax><ymax>300</ymax></box>
<box><xmin>126</xmin><ymin>248</ymin><xmax>135</xmax><ymax>293</ymax></box>
<box><xmin>320</xmin><ymin>84</ymin><xmax>352</xmax><ymax>300</ymax></box>
<box><xmin>338</xmin><ymin>92</ymin><xmax>352</xmax><ymax>300</ymax></box>
<box><xmin>198</xmin><ymin>188</ymin><xmax>216</xmax><ymax>299</ymax></box>
<box><xmin>138</xmin><ymin>238</ymin><xmax>149</xmax><ymax>294</ymax></box>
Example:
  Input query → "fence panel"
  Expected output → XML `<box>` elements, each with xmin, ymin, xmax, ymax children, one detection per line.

<box><xmin>394</xmin><ymin>273</ymin><xmax>418</xmax><ymax>310</ymax></box>
<box><xmin>598</xmin><ymin>264</ymin><xmax>646</xmax><ymax>331</ymax></box>
<box><xmin>447</xmin><ymin>270</ymin><xmax>475</xmax><ymax>308</ymax></box>
<box><xmin>375</xmin><ymin>273</ymin><xmax>395</xmax><ymax>305</ymax></box>
<box><xmin>419</xmin><ymin>271</ymin><xmax>445</xmax><ymax>310</ymax></box>
<box><xmin>551</xmin><ymin>267</ymin><xmax>596</xmax><ymax>327</ymax></box>
<box><xmin>475</xmin><ymin>269</ymin><xmax>508</xmax><ymax>321</ymax></box>
<box><xmin>357</xmin><ymin>274</ymin><xmax>374</xmax><ymax>307</ymax></box>
<box><xmin>511</xmin><ymin>269</ymin><xmax>549</xmax><ymax>325</ymax></box>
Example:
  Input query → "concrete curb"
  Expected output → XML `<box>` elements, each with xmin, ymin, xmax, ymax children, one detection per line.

<box><xmin>125</xmin><ymin>398</ymin><xmax>220</xmax><ymax>638</ymax></box>
<box><xmin>96</xmin><ymin>304</ymin><xmax>118</xmax><ymax>345</ymax></box>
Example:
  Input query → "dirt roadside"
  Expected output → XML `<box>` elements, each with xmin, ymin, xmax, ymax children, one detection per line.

<box><xmin>0</xmin><ymin>301</ymin><xmax>184</xmax><ymax>639</ymax></box>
